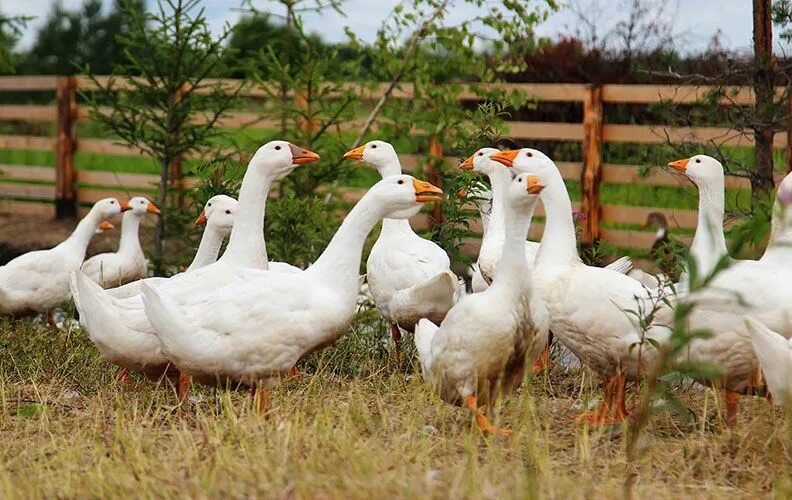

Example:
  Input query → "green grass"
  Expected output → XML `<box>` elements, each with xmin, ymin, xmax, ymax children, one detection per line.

<box><xmin>2</xmin><ymin>310</ymin><xmax>792</xmax><ymax>498</ymax></box>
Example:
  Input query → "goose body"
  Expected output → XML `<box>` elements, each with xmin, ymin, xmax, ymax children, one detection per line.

<box><xmin>415</xmin><ymin>174</ymin><xmax>548</xmax><ymax>434</ymax></box>
<box><xmin>81</xmin><ymin>197</ymin><xmax>159</xmax><ymax>288</ymax></box>
<box><xmin>0</xmin><ymin>198</ymin><xmax>127</xmax><ymax>315</ymax></box>
<box><xmin>344</xmin><ymin>141</ymin><xmax>460</xmax><ymax>333</ymax></box>
<box><xmin>71</xmin><ymin>195</ymin><xmax>238</xmax><ymax>378</ymax></box>
<box><xmin>746</xmin><ymin>317</ymin><xmax>792</xmax><ymax>406</ymax></box>
<box><xmin>142</xmin><ymin>176</ymin><xmax>444</xmax><ymax>390</ymax></box>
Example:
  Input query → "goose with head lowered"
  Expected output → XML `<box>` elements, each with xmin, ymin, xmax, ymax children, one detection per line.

<box><xmin>0</xmin><ymin>197</ymin><xmax>129</xmax><ymax>316</ymax></box>
<box><xmin>71</xmin><ymin>196</ymin><xmax>238</xmax><ymax>383</ymax></box>
<box><xmin>343</xmin><ymin>140</ymin><xmax>461</xmax><ymax>348</ymax></box>
<box><xmin>81</xmin><ymin>196</ymin><xmax>160</xmax><ymax>289</ymax></box>
<box><xmin>415</xmin><ymin>173</ymin><xmax>549</xmax><ymax>435</ymax></box>
<box><xmin>492</xmin><ymin>148</ymin><xmax>672</xmax><ymax>425</ymax></box>
<box><xmin>70</xmin><ymin>141</ymin><xmax>318</xmax><ymax>385</ymax></box>
<box><xmin>141</xmin><ymin>175</ymin><xmax>445</xmax><ymax>409</ymax></box>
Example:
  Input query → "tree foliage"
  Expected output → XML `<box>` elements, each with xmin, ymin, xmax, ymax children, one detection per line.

<box><xmin>84</xmin><ymin>0</ymin><xmax>241</xmax><ymax>273</ymax></box>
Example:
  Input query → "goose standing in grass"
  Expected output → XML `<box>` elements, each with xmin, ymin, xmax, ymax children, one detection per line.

<box><xmin>71</xmin><ymin>196</ymin><xmax>238</xmax><ymax>385</ymax></box>
<box><xmin>70</xmin><ymin>141</ymin><xmax>318</xmax><ymax>390</ymax></box>
<box><xmin>142</xmin><ymin>175</ymin><xmax>445</xmax><ymax>410</ymax></box>
<box><xmin>343</xmin><ymin>140</ymin><xmax>460</xmax><ymax>347</ymax></box>
<box><xmin>0</xmin><ymin>198</ymin><xmax>128</xmax><ymax>316</ymax></box>
<box><xmin>81</xmin><ymin>197</ymin><xmax>160</xmax><ymax>288</ymax></box>
<box><xmin>493</xmin><ymin>148</ymin><xmax>671</xmax><ymax>425</ymax></box>
<box><xmin>415</xmin><ymin>173</ymin><xmax>549</xmax><ymax>435</ymax></box>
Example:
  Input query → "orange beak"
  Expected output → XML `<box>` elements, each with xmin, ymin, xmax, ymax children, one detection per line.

<box><xmin>526</xmin><ymin>175</ymin><xmax>545</xmax><ymax>195</ymax></box>
<box><xmin>119</xmin><ymin>201</ymin><xmax>131</xmax><ymax>212</ymax></box>
<box><xmin>146</xmin><ymin>202</ymin><xmax>161</xmax><ymax>214</ymax></box>
<box><xmin>668</xmin><ymin>158</ymin><xmax>689</xmax><ymax>173</ymax></box>
<box><xmin>288</xmin><ymin>143</ymin><xmax>320</xmax><ymax>164</ymax></box>
<box><xmin>343</xmin><ymin>145</ymin><xmax>366</xmax><ymax>161</ymax></box>
<box><xmin>195</xmin><ymin>210</ymin><xmax>208</xmax><ymax>226</ymax></box>
<box><xmin>459</xmin><ymin>154</ymin><xmax>475</xmax><ymax>170</ymax></box>
<box><xmin>99</xmin><ymin>221</ymin><xmax>115</xmax><ymax>231</ymax></box>
<box><xmin>491</xmin><ymin>150</ymin><xmax>520</xmax><ymax>168</ymax></box>
<box><xmin>413</xmin><ymin>179</ymin><xmax>445</xmax><ymax>202</ymax></box>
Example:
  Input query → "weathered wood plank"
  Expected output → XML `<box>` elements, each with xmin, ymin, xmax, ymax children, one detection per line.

<box><xmin>0</xmin><ymin>165</ymin><xmax>56</xmax><ymax>182</ymax></box>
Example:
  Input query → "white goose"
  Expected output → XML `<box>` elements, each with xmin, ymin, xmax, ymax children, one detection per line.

<box><xmin>71</xmin><ymin>196</ymin><xmax>238</xmax><ymax>382</ymax></box>
<box><xmin>759</xmin><ymin>170</ymin><xmax>792</xmax><ymax>268</ymax></box>
<box><xmin>343</xmin><ymin>140</ymin><xmax>460</xmax><ymax>345</ymax></box>
<box><xmin>493</xmin><ymin>148</ymin><xmax>671</xmax><ymax>425</ymax></box>
<box><xmin>0</xmin><ymin>198</ymin><xmax>128</xmax><ymax>315</ymax></box>
<box><xmin>415</xmin><ymin>173</ymin><xmax>549</xmax><ymax>435</ymax></box>
<box><xmin>70</xmin><ymin>141</ymin><xmax>319</xmax><ymax>379</ymax></box>
<box><xmin>81</xmin><ymin>196</ymin><xmax>160</xmax><ymax>288</ymax></box>
<box><xmin>141</xmin><ymin>175</ymin><xmax>445</xmax><ymax>408</ymax></box>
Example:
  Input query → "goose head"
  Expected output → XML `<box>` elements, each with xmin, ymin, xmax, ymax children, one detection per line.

<box><xmin>668</xmin><ymin>154</ymin><xmax>724</xmax><ymax>189</ymax></box>
<box><xmin>343</xmin><ymin>140</ymin><xmax>401</xmax><ymax>178</ymax></box>
<box><xmin>250</xmin><ymin>140</ymin><xmax>320</xmax><ymax>181</ymax></box>
<box><xmin>196</xmin><ymin>195</ymin><xmax>237</xmax><ymax>236</ymax></box>
<box><xmin>127</xmin><ymin>196</ymin><xmax>160</xmax><ymax>216</ymax></box>
<box><xmin>366</xmin><ymin>174</ymin><xmax>444</xmax><ymax>219</ymax></box>
<box><xmin>91</xmin><ymin>197</ymin><xmax>131</xmax><ymax>220</ymax></box>
<box><xmin>459</xmin><ymin>147</ymin><xmax>504</xmax><ymax>177</ymax></box>
<box><xmin>490</xmin><ymin>148</ymin><xmax>563</xmax><ymax>188</ymax></box>
<box><xmin>508</xmin><ymin>173</ymin><xmax>545</xmax><ymax>213</ymax></box>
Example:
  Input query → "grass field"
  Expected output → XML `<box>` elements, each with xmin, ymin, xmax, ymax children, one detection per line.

<box><xmin>2</xmin><ymin>308</ymin><xmax>792</xmax><ymax>498</ymax></box>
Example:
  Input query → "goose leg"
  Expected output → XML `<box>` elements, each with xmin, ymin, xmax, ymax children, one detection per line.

<box><xmin>724</xmin><ymin>389</ymin><xmax>739</xmax><ymax>428</ymax></box>
<box><xmin>176</xmin><ymin>372</ymin><xmax>192</xmax><ymax>403</ymax></box>
<box><xmin>532</xmin><ymin>332</ymin><xmax>553</xmax><ymax>371</ymax></box>
<box><xmin>465</xmin><ymin>395</ymin><xmax>511</xmax><ymax>436</ymax></box>
<box><xmin>576</xmin><ymin>372</ymin><xmax>629</xmax><ymax>426</ymax></box>
<box><xmin>116</xmin><ymin>368</ymin><xmax>132</xmax><ymax>385</ymax></box>
<box><xmin>390</xmin><ymin>323</ymin><xmax>402</xmax><ymax>359</ymax></box>
<box><xmin>285</xmin><ymin>366</ymin><xmax>299</xmax><ymax>381</ymax></box>
<box><xmin>251</xmin><ymin>386</ymin><xmax>271</xmax><ymax>415</ymax></box>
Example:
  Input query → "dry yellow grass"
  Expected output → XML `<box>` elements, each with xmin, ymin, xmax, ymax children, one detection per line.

<box><xmin>1</xmin><ymin>314</ymin><xmax>791</xmax><ymax>498</ymax></box>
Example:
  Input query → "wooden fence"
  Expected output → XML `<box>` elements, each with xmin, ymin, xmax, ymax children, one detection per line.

<box><xmin>0</xmin><ymin>75</ymin><xmax>787</xmax><ymax>252</ymax></box>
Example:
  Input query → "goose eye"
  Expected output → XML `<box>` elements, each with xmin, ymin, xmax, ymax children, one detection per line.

<box><xmin>275</xmin><ymin>145</ymin><xmax>281</xmax><ymax>150</ymax></box>
<box><xmin>695</xmin><ymin>158</ymin><xmax>701</xmax><ymax>163</ymax></box>
<box><xmin>527</xmin><ymin>152</ymin><xmax>533</xmax><ymax>157</ymax></box>
<box><xmin>397</xmin><ymin>179</ymin><xmax>404</xmax><ymax>185</ymax></box>
<box><xmin>225</xmin><ymin>209</ymin><xmax>231</xmax><ymax>214</ymax></box>
<box><xmin>371</xmin><ymin>144</ymin><xmax>377</xmax><ymax>149</ymax></box>
<box><xmin>207</xmin><ymin>203</ymin><xmax>212</xmax><ymax>207</ymax></box>
<box><xmin>110</xmin><ymin>200</ymin><xmax>115</xmax><ymax>204</ymax></box>
<box><xmin>478</xmin><ymin>152</ymin><xmax>483</xmax><ymax>156</ymax></box>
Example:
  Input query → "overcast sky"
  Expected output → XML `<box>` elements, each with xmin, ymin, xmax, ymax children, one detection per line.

<box><xmin>4</xmin><ymin>0</ymin><xmax>762</xmax><ymax>54</ymax></box>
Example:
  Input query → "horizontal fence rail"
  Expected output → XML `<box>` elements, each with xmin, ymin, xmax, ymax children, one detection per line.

<box><xmin>0</xmin><ymin>75</ymin><xmax>786</xmax><ymax>254</ymax></box>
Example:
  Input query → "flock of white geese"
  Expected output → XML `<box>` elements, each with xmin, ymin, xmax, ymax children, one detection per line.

<box><xmin>1</xmin><ymin>139</ymin><xmax>792</xmax><ymax>435</ymax></box>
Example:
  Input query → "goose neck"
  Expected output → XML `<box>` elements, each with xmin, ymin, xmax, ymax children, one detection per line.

<box><xmin>536</xmin><ymin>180</ymin><xmax>579</xmax><ymax>266</ymax></box>
<box><xmin>308</xmin><ymin>195</ymin><xmax>386</xmax><ymax>296</ymax></box>
<box><xmin>220</xmin><ymin>167</ymin><xmax>275</xmax><ymax>269</ymax></box>
<box><xmin>118</xmin><ymin>211</ymin><xmax>143</xmax><ymax>256</ymax></box>
<box><xmin>187</xmin><ymin>226</ymin><xmax>226</xmax><ymax>272</ymax></box>
<box><xmin>375</xmin><ymin>158</ymin><xmax>402</xmax><ymax>179</ymax></box>
<box><xmin>490</xmin><ymin>200</ymin><xmax>533</xmax><ymax>295</ymax></box>
<box><xmin>61</xmin><ymin>210</ymin><xmax>102</xmax><ymax>256</ymax></box>
<box><xmin>691</xmin><ymin>180</ymin><xmax>727</xmax><ymax>270</ymax></box>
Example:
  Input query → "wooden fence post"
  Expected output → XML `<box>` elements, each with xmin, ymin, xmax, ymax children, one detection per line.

<box><xmin>580</xmin><ymin>84</ymin><xmax>603</xmax><ymax>246</ymax></box>
<box><xmin>55</xmin><ymin>75</ymin><xmax>77</xmax><ymax>219</ymax></box>
<box><xmin>428</xmin><ymin>136</ymin><xmax>444</xmax><ymax>225</ymax></box>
